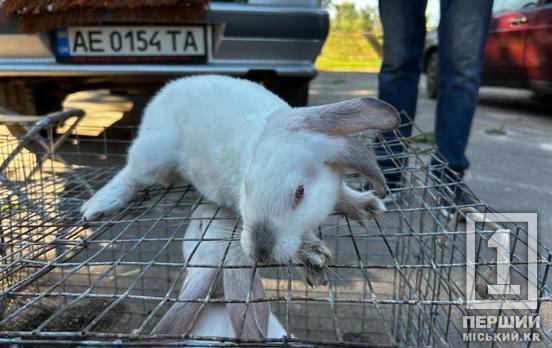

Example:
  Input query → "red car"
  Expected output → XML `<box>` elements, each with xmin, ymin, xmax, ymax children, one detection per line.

<box><xmin>423</xmin><ymin>0</ymin><xmax>552</xmax><ymax>99</ymax></box>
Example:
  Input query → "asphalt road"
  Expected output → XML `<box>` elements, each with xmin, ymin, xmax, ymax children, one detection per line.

<box><xmin>310</xmin><ymin>71</ymin><xmax>552</xmax><ymax>238</ymax></box>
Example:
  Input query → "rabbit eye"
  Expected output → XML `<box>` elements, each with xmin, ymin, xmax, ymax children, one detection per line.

<box><xmin>293</xmin><ymin>185</ymin><xmax>304</xmax><ymax>208</ymax></box>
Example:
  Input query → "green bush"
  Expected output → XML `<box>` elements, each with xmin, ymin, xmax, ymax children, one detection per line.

<box><xmin>316</xmin><ymin>1</ymin><xmax>381</xmax><ymax>71</ymax></box>
<box><xmin>334</xmin><ymin>2</ymin><xmax>374</xmax><ymax>32</ymax></box>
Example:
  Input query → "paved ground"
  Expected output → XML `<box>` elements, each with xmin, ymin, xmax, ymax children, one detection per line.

<box><xmin>310</xmin><ymin>71</ymin><xmax>552</xmax><ymax>238</ymax></box>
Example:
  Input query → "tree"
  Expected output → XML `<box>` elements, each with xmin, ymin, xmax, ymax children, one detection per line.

<box><xmin>334</xmin><ymin>2</ymin><xmax>374</xmax><ymax>33</ymax></box>
<box><xmin>334</xmin><ymin>2</ymin><xmax>358</xmax><ymax>31</ymax></box>
<box><xmin>359</xmin><ymin>6</ymin><xmax>376</xmax><ymax>32</ymax></box>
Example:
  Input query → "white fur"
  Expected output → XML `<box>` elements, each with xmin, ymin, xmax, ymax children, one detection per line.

<box><xmin>191</xmin><ymin>307</ymin><xmax>286</xmax><ymax>338</ymax></box>
<box><xmin>186</xmin><ymin>206</ymin><xmax>286</xmax><ymax>339</ymax></box>
<box><xmin>154</xmin><ymin>205</ymin><xmax>287</xmax><ymax>339</ymax></box>
<box><xmin>82</xmin><ymin>75</ymin><xmax>284</xmax><ymax>215</ymax></box>
<box><xmin>81</xmin><ymin>75</ymin><xmax>387</xmax><ymax>264</ymax></box>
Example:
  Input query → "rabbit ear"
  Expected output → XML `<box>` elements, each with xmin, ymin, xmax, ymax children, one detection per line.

<box><xmin>283</xmin><ymin>97</ymin><xmax>400</xmax><ymax>136</ymax></box>
<box><xmin>276</xmin><ymin>97</ymin><xmax>398</xmax><ymax>197</ymax></box>
<box><xmin>333</xmin><ymin>137</ymin><xmax>388</xmax><ymax>198</ymax></box>
<box><xmin>152</xmin><ymin>269</ymin><xmax>219</xmax><ymax>335</ymax></box>
<box><xmin>223</xmin><ymin>255</ymin><xmax>269</xmax><ymax>340</ymax></box>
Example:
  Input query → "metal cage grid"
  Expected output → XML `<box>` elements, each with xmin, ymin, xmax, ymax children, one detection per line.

<box><xmin>0</xmin><ymin>112</ymin><xmax>550</xmax><ymax>347</ymax></box>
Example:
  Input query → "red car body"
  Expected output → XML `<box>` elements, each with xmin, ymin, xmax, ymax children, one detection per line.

<box><xmin>484</xmin><ymin>0</ymin><xmax>552</xmax><ymax>91</ymax></box>
<box><xmin>424</xmin><ymin>0</ymin><xmax>552</xmax><ymax>97</ymax></box>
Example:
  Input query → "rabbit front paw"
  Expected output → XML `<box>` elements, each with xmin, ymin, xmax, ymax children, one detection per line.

<box><xmin>81</xmin><ymin>184</ymin><xmax>136</xmax><ymax>220</ymax></box>
<box><xmin>336</xmin><ymin>189</ymin><xmax>386</xmax><ymax>225</ymax></box>
<box><xmin>297</xmin><ymin>239</ymin><xmax>332</xmax><ymax>287</ymax></box>
<box><xmin>81</xmin><ymin>193</ymin><xmax>126</xmax><ymax>221</ymax></box>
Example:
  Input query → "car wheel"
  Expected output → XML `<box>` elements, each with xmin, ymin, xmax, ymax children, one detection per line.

<box><xmin>33</xmin><ymin>82</ymin><xmax>66</xmax><ymax>114</ymax></box>
<box><xmin>426</xmin><ymin>52</ymin><xmax>438</xmax><ymax>99</ymax></box>
<box><xmin>264</xmin><ymin>76</ymin><xmax>310</xmax><ymax>107</ymax></box>
<box><xmin>532</xmin><ymin>91</ymin><xmax>552</xmax><ymax>104</ymax></box>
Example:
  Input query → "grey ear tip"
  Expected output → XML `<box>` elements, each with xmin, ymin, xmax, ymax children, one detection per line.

<box><xmin>359</xmin><ymin>97</ymin><xmax>401</xmax><ymax>130</ymax></box>
<box><xmin>377</xmin><ymin>187</ymin><xmax>387</xmax><ymax>198</ymax></box>
<box><xmin>393</xmin><ymin>111</ymin><xmax>401</xmax><ymax>129</ymax></box>
<box><xmin>378</xmin><ymin>99</ymin><xmax>401</xmax><ymax>129</ymax></box>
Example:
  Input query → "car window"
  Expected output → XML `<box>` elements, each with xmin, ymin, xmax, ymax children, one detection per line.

<box><xmin>492</xmin><ymin>0</ymin><xmax>537</xmax><ymax>13</ymax></box>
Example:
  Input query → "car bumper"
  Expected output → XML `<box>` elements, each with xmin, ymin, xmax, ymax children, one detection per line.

<box><xmin>0</xmin><ymin>58</ymin><xmax>318</xmax><ymax>77</ymax></box>
<box><xmin>0</xmin><ymin>3</ymin><xmax>329</xmax><ymax>78</ymax></box>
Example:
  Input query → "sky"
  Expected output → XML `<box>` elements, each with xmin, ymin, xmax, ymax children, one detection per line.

<box><xmin>329</xmin><ymin>0</ymin><xmax>440</xmax><ymax>27</ymax></box>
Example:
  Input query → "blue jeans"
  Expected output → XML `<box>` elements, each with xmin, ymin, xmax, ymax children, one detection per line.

<box><xmin>377</xmin><ymin>0</ymin><xmax>493</xmax><ymax>178</ymax></box>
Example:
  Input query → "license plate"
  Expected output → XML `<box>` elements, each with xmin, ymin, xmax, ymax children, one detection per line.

<box><xmin>55</xmin><ymin>25</ymin><xmax>207</xmax><ymax>64</ymax></box>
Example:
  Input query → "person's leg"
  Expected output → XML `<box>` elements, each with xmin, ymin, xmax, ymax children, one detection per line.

<box><xmin>377</xmin><ymin>0</ymin><xmax>427</xmax><ymax>188</ymax></box>
<box><xmin>378</xmin><ymin>0</ymin><xmax>427</xmax><ymax>127</ymax></box>
<box><xmin>434</xmin><ymin>0</ymin><xmax>493</xmax><ymax>175</ymax></box>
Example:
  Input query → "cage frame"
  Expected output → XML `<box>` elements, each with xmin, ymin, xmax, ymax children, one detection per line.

<box><xmin>0</xmin><ymin>107</ymin><xmax>550</xmax><ymax>347</ymax></box>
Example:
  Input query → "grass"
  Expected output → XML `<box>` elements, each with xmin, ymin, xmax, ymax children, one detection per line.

<box><xmin>316</xmin><ymin>28</ymin><xmax>382</xmax><ymax>71</ymax></box>
<box><xmin>485</xmin><ymin>125</ymin><xmax>507</xmax><ymax>136</ymax></box>
<box><xmin>410</xmin><ymin>132</ymin><xmax>436</xmax><ymax>145</ymax></box>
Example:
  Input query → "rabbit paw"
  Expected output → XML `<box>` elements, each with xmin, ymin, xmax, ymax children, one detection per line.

<box><xmin>81</xmin><ymin>184</ymin><xmax>135</xmax><ymax>220</ymax></box>
<box><xmin>81</xmin><ymin>194</ymin><xmax>124</xmax><ymax>221</ymax></box>
<box><xmin>335</xmin><ymin>189</ymin><xmax>386</xmax><ymax>225</ymax></box>
<box><xmin>297</xmin><ymin>240</ymin><xmax>332</xmax><ymax>287</ymax></box>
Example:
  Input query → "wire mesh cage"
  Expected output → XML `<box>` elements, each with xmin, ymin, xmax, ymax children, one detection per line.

<box><xmin>0</xmin><ymin>108</ymin><xmax>551</xmax><ymax>347</ymax></box>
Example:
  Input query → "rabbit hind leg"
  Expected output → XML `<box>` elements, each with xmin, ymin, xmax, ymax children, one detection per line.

<box><xmin>81</xmin><ymin>132</ymin><xmax>177</xmax><ymax>220</ymax></box>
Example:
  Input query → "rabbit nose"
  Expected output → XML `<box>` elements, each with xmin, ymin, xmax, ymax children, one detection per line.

<box><xmin>249</xmin><ymin>218</ymin><xmax>276</xmax><ymax>263</ymax></box>
<box><xmin>254</xmin><ymin>246</ymin><xmax>272</xmax><ymax>263</ymax></box>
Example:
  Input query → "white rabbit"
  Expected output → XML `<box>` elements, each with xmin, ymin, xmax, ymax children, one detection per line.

<box><xmin>81</xmin><ymin>75</ymin><xmax>399</xmax><ymax>285</ymax></box>
<box><xmin>152</xmin><ymin>205</ymin><xmax>287</xmax><ymax>340</ymax></box>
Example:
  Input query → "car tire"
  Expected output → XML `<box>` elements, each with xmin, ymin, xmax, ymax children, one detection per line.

<box><xmin>264</xmin><ymin>76</ymin><xmax>310</xmax><ymax>107</ymax></box>
<box><xmin>33</xmin><ymin>82</ymin><xmax>65</xmax><ymax>114</ymax></box>
<box><xmin>532</xmin><ymin>91</ymin><xmax>552</xmax><ymax>104</ymax></box>
<box><xmin>426</xmin><ymin>52</ymin><xmax>438</xmax><ymax>99</ymax></box>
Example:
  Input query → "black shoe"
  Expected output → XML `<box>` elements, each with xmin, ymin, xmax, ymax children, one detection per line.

<box><xmin>432</xmin><ymin>167</ymin><xmax>481</xmax><ymax>224</ymax></box>
<box><xmin>432</xmin><ymin>167</ymin><xmax>467</xmax><ymax>204</ymax></box>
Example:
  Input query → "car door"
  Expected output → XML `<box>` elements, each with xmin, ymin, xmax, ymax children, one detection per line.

<box><xmin>524</xmin><ymin>0</ymin><xmax>552</xmax><ymax>85</ymax></box>
<box><xmin>483</xmin><ymin>0</ymin><xmax>538</xmax><ymax>84</ymax></box>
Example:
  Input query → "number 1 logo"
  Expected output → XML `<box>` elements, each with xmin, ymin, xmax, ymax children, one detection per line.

<box><xmin>466</xmin><ymin>213</ymin><xmax>538</xmax><ymax>310</ymax></box>
<box><xmin>487</xmin><ymin>228</ymin><xmax>520</xmax><ymax>296</ymax></box>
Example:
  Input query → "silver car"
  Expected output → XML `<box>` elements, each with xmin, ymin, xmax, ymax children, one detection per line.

<box><xmin>0</xmin><ymin>0</ymin><xmax>329</xmax><ymax>114</ymax></box>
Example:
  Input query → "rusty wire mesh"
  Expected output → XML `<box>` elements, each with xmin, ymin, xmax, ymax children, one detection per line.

<box><xmin>0</xmin><ymin>112</ymin><xmax>551</xmax><ymax>347</ymax></box>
